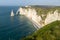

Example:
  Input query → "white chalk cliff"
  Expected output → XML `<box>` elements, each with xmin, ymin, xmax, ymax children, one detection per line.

<box><xmin>17</xmin><ymin>6</ymin><xmax>60</xmax><ymax>29</ymax></box>
<box><xmin>45</xmin><ymin>10</ymin><xmax>60</xmax><ymax>25</ymax></box>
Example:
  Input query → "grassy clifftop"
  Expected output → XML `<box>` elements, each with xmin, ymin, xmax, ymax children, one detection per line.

<box><xmin>22</xmin><ymin>20</ymin><xmax>60</xmax><ymax>40</ymax></box>
<box><xmin>31</xmin><ymin>6</ymin><xmax>60</xmax><ymax>20</ymax></box>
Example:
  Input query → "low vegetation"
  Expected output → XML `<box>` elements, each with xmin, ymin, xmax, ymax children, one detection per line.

<box><xmin>22</xmin><ymin>20</ymin><xmax>60</xmax><ymax>40</ymax></box>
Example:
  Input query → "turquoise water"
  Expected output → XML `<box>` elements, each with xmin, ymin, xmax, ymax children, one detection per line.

<box><xmin>0</xmin><ymin>6</ymin><xmax>36</xmax><ymax>40</ymax></box>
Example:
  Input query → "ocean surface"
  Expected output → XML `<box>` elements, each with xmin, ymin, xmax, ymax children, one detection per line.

<box><xmin>0</xmin><ymin>6</ymin><xmax>36</xmax><ymax>40</ymax></box>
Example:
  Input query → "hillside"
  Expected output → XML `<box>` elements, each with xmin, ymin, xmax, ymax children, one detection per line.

<box><xmin>22</xmin><ymin>21</ymin><xmax>60</xmax><ymax>40</ymax></box>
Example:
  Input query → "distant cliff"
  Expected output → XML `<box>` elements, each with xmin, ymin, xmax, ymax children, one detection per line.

<box><xmin>16</xmin><ymin>6</ymin><xmax>60</xmax><ymax>27</ymax></box>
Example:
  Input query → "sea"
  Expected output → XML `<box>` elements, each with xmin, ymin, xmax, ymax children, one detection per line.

<box><xmin>0</xmin><ymin>6</ymin><xmax>36</xmax><ymax>40</ymax></box>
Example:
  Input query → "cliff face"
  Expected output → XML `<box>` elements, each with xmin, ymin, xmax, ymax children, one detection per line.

<box><xmin>16</xmin><ymin>6</ymin><xmax>60</xmax><ymax>27</ymax></box>
<box><xmin>45</xmin><ymin>10</ymin><xmax>60</xmax><ymax>25</ymax></box>
<box><xmin>16</xmin><ymin>7</ymin><xmax>43</xmax><ymax>28</ymax></box>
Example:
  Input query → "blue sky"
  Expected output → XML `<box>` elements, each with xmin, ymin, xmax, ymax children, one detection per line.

<box><xmin>0</xmin><ymin>0</ymin><xmax>60</xmax><ymax>6</ymax></box>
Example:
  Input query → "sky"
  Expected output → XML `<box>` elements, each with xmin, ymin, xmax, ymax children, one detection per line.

<box><xmin>0</xmin><ymin>0</ymin><xmax>60</xmax><ymax>6</ymax></box>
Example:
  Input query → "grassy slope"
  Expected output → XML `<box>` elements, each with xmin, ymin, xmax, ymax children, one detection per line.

<box><xmin>22</xmin><ymin>20</ymin><xmax>60</xmax><ymax>40</ymax></box>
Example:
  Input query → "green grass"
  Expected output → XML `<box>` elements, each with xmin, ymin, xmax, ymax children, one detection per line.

<box><xmin>22</xmin><ymin>20</ymin><xmax>60</xmax><ymax>40</ymax></box>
